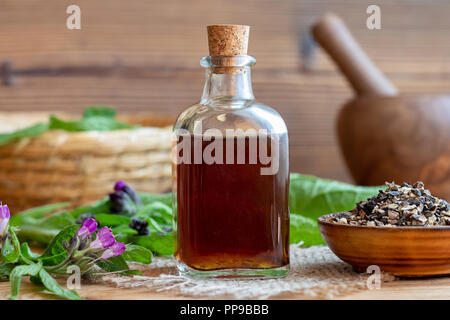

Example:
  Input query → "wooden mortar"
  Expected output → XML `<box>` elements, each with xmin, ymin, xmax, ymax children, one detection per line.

<box><xmin>312</xmin><ymin>14</ymin><xmax>450</xmax><ymax>200</ymax></box>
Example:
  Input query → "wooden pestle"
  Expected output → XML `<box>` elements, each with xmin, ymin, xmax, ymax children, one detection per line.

<box><xmin>311</xmin><ymin>13</ymin><xmax>398</xmax><ymax>96</ymax></box>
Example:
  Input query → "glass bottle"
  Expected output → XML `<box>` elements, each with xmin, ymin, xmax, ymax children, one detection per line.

<box><xmin>172</xmin><ymin>25</ymin><xmax>289</xmax><ymax>279</ymax></box>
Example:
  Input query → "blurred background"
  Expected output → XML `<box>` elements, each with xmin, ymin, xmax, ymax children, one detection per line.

<box><xmin>1</xmin><ymin>0</ymin><xmax>450</xmax><ymax>183</ymax></box>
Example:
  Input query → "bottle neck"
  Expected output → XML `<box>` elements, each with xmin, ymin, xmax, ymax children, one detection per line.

<box><xmin>200</xmin><ymin>56</ymin><xmax>256</xmax><ymax>108</ymax></box>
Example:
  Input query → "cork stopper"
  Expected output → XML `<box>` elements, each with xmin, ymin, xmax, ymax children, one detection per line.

<box><xmin>207</xmin><ymin>25</ymin><xmax>250</xmax><ymax>56</ymax></box>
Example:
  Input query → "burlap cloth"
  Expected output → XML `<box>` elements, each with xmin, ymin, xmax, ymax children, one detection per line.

<box><xmin>97</xmin><ymin>245</ymin><xmax>396</xmax><ymax>299</ymax></box>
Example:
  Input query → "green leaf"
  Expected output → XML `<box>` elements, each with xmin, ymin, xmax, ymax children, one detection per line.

<box><xmin>0</xmin><ymin>263</ymin><xmax>14</xmax><ymax>279</ymax></box>
<box><xmin>146</xmin><ymin>217</ymin><xmax>166</xmax><ymax>233</ymax></box>
<box><xmin>289</xmin><ymin>173</ymin><xmax>382</xmax><ymax>220</ymax></box>
<box><xmin>78</xmin><ymin>116</ymin><xmax>135</xmax><ymax>131</ymax></box>
<box><xmin>20</xmin><ymin>243</ymin><xmax>41</xmax><ymax>262</ymax></box>
<box><xmin>290</xmin><ymin>214</ymin><xmax>325</xmax><ymax>246</ymax></box>
<box><xmin>129</xmin><ymin>233</ymin><xmax>174</xmax><ymax>256</ymax></box>
<box><xmin>10</xmin><ymin>202</ymin><xmax>70</xmax><ymax>226</ymax></box>
<box><xmin>14</xmin><ymin>225</ymin><xmax>61</xmax><ymax>247</ymax></box>
<box><xmin>95</xmin><ymin>214</ymin><xmax>131</xmax><ymax>227</ymax></box>
<box><xmin>122</xmin><ymin>269</ymin><xmax>143</xmax><ymax>276</ymax></box>
<box><xmin>122</xmin><ymin>245</ymin><xmax>153</xmax><ymax>264</ymax></box>
<box><xmin>13</xmin><ymin>209</ymin><xmax>75</xmax><ymax>248</ymax></box>
<box><xmin>9</xmin><ymin>262</ymin><xmax>42</xmax><ymax>300</ymax></box>
<box><xmin>0</xmin><ymin>123</ymin><xmax>49</xmax><ymax>146</ymax></box>
<box><xmin>69</xmin><ymin>198</ymin><xmax>111</xmax><ymax>219</ymax></box>
<box><xmin>38</xmin><ymin>211</ymin><xmax>75</xmax><ymax>229</ymax></box>
<box><xmin>137</xmin><ymin>202</ymin><xmax>172</xmax><ymax>219</ymax></box>
<box><xmin>48</xmin><ymin>116</ymin><xmax>80</xmax><ymax>132</ymax></box>
<box><xmin>138</xmin><ymin>193</ymin><xmax>172</xmax><ymax>207</ymax></box>
<box><xmin>136</xmin><ymin>201</ymin><xmax>173</xmax><ymax>229</ymax></box>
<box><xmin>0</xmin><ymin>107</ymin><xmax>134</xmax><ymax>148</ymax></box>
<box><xmin>2</xmin><ymin>227</ymin><xmax>21</xmax><ymax>263</ymax></box>
<box><xmin>38</xmin><ymin>269</ymin><xmax>82</xmax><ymax>300</ymax></box>
<box><xmin>83</xmin><ymin>106</ymin><xmax>116</xmax><ymax>118</ymax></box>
<box><xmin>96</xmin><ymin>255</ymin><xmax>129</xmax><ymax>273</ymax></box>
<box><xmin>49</xmin><ymin>114</ymin><xmax>134</xmax><ymax>132</ymax></box>
<box><xmin>40</xmin><ymin>225</ymin><xmax>77</xmax><ymax>266</ymax></box>
<box><xmin>112</xmin><ymin>225</ymin><xmax>138</xmax><ymax>236</ymax></box>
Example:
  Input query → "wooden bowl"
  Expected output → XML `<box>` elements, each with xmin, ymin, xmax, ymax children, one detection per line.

<box><xmin>318</xmin><ymin>213</ymin><xmax>450</xmax><ymax>277</ymax></box>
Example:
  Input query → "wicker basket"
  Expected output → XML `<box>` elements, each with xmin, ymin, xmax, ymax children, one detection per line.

<box><xmin>0</xmin><ymin>112</ymin><xmax>174</xmax><ymax>212</ymax></box>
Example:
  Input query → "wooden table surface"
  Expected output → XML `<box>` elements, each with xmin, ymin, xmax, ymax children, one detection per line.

<box><xmin>0</xmin><ymin>274</ymin><xmax>449</xmax><ymax>300</ymax></box>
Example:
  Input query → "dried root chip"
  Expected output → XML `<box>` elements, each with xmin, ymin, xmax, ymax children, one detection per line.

<box><xmin>330</xmin><ymin>181</ymin><xmax>450</xmax><ymax>227</ymax></box>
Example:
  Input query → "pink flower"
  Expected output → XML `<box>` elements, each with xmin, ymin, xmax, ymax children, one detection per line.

<box><xmin>77</xmin><ymin>218</ymin><xmax>98</xmax><ymax>239</ymax></box>
<box><xmin>90</xmin><ymin>227</ymin><xmax>115</xmax><ymax>249</ymax></box>
<box><xmin>0</xmin><ymin>205</ymin><xmax>10</xmax><ymax>237</ymax></box>
<box><xmin>101</xmin><ymin>242</ymin><xmax>126</xmax><ymax>259</ymax></box>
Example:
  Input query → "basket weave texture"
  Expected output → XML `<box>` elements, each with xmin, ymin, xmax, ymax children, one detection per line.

<box><xmin>0</xmin><ymin>112</ymin><xmax>173</xmax><ymax>212</ymax></box>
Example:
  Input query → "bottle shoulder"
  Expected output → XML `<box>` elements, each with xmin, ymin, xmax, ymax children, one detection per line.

<box><xmin>174</xmin><ymin>101</ymin><xmax>287</xmax><ymax>135</ymax></box>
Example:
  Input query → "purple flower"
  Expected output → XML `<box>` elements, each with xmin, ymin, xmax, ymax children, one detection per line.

<box><xmin>90</xmin><ymin>227</ymin><xmax>115</xmax><ymax>249</ymax></box>
<box><xmin>0</xmin><ymin>205</ymin><xmax>10</xmax><ymax>237</ymax></box>
<box><xmin>114</xmin><ymin>181</ymin><xmax>127</xmax><ymax>192</ymax></box>
<box><xmin>129</xmin><ymin>217</ymin><xmax>149</xmax><ymax>235</ymax></box>
<box><xmin>109</xmin><ymin>181</ymin><xmax>142</xmax><ymax>215</ymax></box>
<box><xmin>77</xmin><ymin>218</ymin><xmax>98</xmax><ymax>239</ymax></box>
<box><xmin>101</xmin><ymin>242</ymin><xmax>126</xmax><ymax>259</ymax></box>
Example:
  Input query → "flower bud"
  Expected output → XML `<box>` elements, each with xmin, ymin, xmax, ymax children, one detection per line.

<box><xmin>75</xmin><ymin>212</ymin><xmax>94</xmax><ymax>225</ymax></box>
<box><xmin>0</xmin><ymin>205</ymin><xmax>10</xmax><ymax>238</ymax></box>
<box><xmin>129</xmin><ymin>217</ymin><xmax>150</xmax><ymax>236</ymax></box>
<box><xmin>109</xmin><ymin>181</ymin><xmax>142</xmax><ymax>215</ymax></box>
<box><xmin>114</xmin><ymin>180</ymin><xmax>127</xmax><ymax>192</ymax></box>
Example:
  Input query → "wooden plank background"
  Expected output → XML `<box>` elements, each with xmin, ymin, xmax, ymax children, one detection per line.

<box><xmin>1</xmin><ymin>0</ymin><xmax>450</xmax><ymax>182</ymax></box>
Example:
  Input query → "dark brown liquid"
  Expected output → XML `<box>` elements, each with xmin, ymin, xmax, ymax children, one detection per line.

<box><xmin>175</xmin><ymin>135</ymin><xmax>289</xmax><ymax>270</ymax></box>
